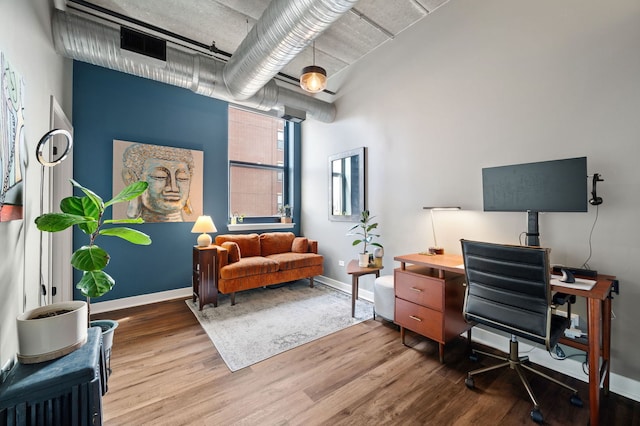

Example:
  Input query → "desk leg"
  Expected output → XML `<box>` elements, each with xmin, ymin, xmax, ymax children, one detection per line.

<box><xmin>587</xmin><ymin>296</ymin><xmax>602</xmax><ymax>426</ymax></box>
<box><xmin>352</xmin><ymin>275</ymin><xmax>358</xmax><ymax>318</ymax></box>
<box><xmin>603</xmin><ymin>297</ymin><xmax>612</xmax><ymax>395</ymax></box>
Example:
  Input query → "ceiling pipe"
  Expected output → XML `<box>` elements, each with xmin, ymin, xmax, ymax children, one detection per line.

<box><xmin>222</xmin><ymin>0</ymin><xmax>358</xmax><ymax>101</ymax></box>
<box><xmin>51</xmin><ymin>9</ymin><xmax>337</xmax><ymax>122</ymax></box>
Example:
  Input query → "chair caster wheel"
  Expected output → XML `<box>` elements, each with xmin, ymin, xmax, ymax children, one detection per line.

<box><xmin>469</xmin><ymin>352</ymin><xmax>478</xmax><ymax>362</ymax></box>
<box><xmin>465</xmin><ymin>377</ymin><xmax>475</xmax><ymax>389</ymax></box>
<box><xmin>570</xmin><ymin>394</ymin><xmax>584</xmax><ymax>407</ymax></box>
<box><xmin>530</xmin><ymin>408</ymin><xmax>543</xmax><ymax>423</ymax></box>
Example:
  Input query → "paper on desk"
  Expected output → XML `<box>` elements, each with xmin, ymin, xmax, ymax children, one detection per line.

<box><xmin>551</xmin><ymin>275</ymin><xmax>596</xmax><ymax>291</ymax></box>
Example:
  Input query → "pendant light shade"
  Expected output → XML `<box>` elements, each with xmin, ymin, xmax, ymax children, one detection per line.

<box><xmin>300</xmin><ymin>41</ymin><xmax>327</xmax><ymax>93</ymax></box>
<box><xmin>300</xmin><ymin>65</ymin><xmax>327</xmax><ymax>93</ymax></box>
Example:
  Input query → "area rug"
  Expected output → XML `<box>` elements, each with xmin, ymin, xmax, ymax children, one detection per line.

<box><xmin>186</xmin><ymin>281</ymin><xmax>373</xmax><ymax>372</ymax></box>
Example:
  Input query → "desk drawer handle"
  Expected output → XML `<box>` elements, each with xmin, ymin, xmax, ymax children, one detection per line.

<box><xmin>410</xmin><ymin>287</ymin><xmax>423</xmax><ymax>293</ymax></box>
<box><xmin>409</xmin><ymin>315</ymin><xmax>422</xmax><ymax>322</ymax></box>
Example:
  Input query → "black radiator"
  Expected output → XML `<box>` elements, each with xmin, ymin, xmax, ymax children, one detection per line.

<box><xmin>0</xmin><ymin>327</ymin><xmax>106</xmax><ymax>426</ymax></box>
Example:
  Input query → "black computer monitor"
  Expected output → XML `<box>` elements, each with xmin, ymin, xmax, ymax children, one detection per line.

<box><xmin>482</xmin><ymin>157</ymin><xmax>588</xmax><ymax>245</ymax></box>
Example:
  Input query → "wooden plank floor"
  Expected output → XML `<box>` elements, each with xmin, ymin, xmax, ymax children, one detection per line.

<box><xmin>94</xmin><ymin>299</ymin><xmax>638</xmax><ymax>425</ymax></box>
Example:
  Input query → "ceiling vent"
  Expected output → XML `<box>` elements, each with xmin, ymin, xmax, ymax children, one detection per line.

<box><xmin>278</xmin><ymin>106</ymin><xmax>306</xmax><ymax>123</ymax></box>
<box><xmin>120</xmin><ymin>26</ymin><xmax>166</xmax><ymax>65</ymax></box>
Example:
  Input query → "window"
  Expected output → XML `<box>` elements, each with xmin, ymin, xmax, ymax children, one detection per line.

<box><xmin>228</xmin><ymin>106</ymin><xmax>289</xmax><ymax>219</ymax></box>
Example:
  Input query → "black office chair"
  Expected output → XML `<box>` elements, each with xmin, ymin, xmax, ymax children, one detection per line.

<box><xmin>460</xmin><ymin>239</ymin><xmax>583</xmax><ymax>424</ymax></box>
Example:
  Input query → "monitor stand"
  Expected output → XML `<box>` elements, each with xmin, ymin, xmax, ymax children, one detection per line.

<box><xmin>526</xmin><ymin>211</ymin><xmax>540</xmax><ymax>247</ymax></box>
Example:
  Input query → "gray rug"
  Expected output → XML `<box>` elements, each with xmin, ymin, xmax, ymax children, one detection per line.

<box><xmin>186</xmin><ymin>281</ymin><xmax>373</xmax><ymax>372</ymax></box>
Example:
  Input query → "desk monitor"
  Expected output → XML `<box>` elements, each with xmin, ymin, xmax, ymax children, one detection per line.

<box><xmin>482</xmin><ymin>157</ymin><xmax>588</xmax><ymax>245</ymax></box>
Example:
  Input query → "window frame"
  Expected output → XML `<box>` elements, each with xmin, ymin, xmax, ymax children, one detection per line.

<box><xmin>227</xmin><ymin>106</ymin><xmax>292</xmax><ymax>224</ymax></box>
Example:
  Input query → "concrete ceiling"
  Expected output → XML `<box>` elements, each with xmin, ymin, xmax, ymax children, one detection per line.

<box><xmin>65</xmin><ymin>0</ymin><xmax>450</xmax><ymax>97</ymax></box>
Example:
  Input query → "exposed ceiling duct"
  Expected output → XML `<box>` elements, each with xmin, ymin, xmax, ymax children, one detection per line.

<box><xmin>223</xmin><ymin>0</ymin><xmax>358</xmax><ymax>101</ymax></box>
<box><xmin>51</xmin><ymin>0</ymin><xmax>359</xmax><ymax>123</ymax></box>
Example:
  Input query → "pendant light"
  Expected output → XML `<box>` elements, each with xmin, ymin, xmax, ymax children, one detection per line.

<box><xmin>300</xmin><ymin>41</ymin><xmax>327</xmax><ymax>93</ymax></box>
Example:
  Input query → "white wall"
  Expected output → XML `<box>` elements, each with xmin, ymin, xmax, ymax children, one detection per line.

<box><xmin>0</xmin><ymin>0</ymin><xmax>71</xmax><ymax>370</ymax></box>
<box><xmin>302</xmin><ymin>0</ymin><xmax>640</xmax><ymax>382</ymax></box>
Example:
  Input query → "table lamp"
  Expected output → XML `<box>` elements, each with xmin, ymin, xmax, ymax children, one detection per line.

<box><xmin>423</xmin><ymin>207</ymin><xmax>461</xmax><ymax>255</ymax></box>
<box><xmin>191</xmin><ymin>215</ymin><xmax>217</xmax><ymax>247</ymax></box>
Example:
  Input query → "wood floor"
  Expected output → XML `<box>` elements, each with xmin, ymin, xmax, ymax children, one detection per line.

<box><xmin>94</xmin><ymin>298</ymin><xmax>638</xmax><ymax>426</ymax></box>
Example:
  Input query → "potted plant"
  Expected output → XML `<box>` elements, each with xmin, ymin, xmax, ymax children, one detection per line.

<box><xmin>348</xmin><ymin>210</ymin><xmax>382</xmax><ymax>267</ymax></box>
<box><xmin>32</xmin><ymin>178</ymin><xmax>151</xmax><ymax>366</ymax></box>
<box><xmin>278</xmin><ymin>204</ymin><xmax>292</xmax><ymax>223</ymax></box>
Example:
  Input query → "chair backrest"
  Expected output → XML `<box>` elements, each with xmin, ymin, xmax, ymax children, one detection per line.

<box><xmin>461</xmin><ymin>239</ymin><xmax>553</xmax><ymax>348</ymax></box>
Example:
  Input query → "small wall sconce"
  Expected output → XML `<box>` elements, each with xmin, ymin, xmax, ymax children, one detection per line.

<box><xmin>191</xmin><ymin>215</ymin><xmax>217</xmax><ymax>247</ymax></box>
<box><xmin>423</xmin><ymin>207</ymin><xmax>461</xmax><ymax>255</ymax></box>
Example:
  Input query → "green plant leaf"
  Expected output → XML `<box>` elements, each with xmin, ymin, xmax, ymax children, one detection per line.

<box><xmin>60</xmin><ymin>196</ymin><xmax>87</xmax><ymax>215</ymax></box>
<box><xmin>71</xmin><ymin>179</ymin><xmax>104</xmax><ymax>212</ymax></box>
<box><xmin>59</xmin><ymin>195</ymin><xmax>101</xmax><ymax>235</ymax></box>
<box><xmin>77</xmin><ymin>270</ymin><xmax>115</xmax><ymax>299</ymax></box>
<box><xmin>35</xmin><ymin>213</ymin><xmax>96</xmax><ymax>232</ymax></box>
<box><xmin>104</xmin><ymin>181</ymin><xmax>149</xmax><ymax>208</ymax></box>
<box><xmin>99</xmin><ymin>227</ymin><xmax>152</xmax><ymax>245</ymax></box>
<box><xmin>103</xmin><ymin>218</ymin><xmax>145</xmax><ymax>225</ymax></box>
<box><xmin>71</xmin><ymin>245</ymin><xmax>110</xmax><ymax>272</ymax></box>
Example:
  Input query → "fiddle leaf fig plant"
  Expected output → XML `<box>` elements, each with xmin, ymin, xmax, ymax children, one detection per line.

<box><xmin>35</xmin><ymin>179</ymin><xmax>152</xmax><ymax>300</ymax></box>
<box><xmin>348</xmin><ymin>209</ymin><xmax>382</xmax><ymax>254</ymax></box>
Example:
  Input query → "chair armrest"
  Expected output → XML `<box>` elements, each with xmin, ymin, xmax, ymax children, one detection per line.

<box><xmin>308</xmin><ymin>239</ymin><xmax>318</xmax><ymax>254</ymax></box>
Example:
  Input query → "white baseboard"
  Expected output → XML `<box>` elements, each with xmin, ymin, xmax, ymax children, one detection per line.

<box><xmin>469</xmin><ymin>326</ymin><xmax>640</xmax><ymax>402</ymax></box>
<box><xmin>91</xmin><ymin>276</ymin><xmax>640</xmax><ymax>403</ymax></box>
<box><xmin>90</xmin><ymin>287</ymin><xmax>192</xmax><ymax>314</ymax></box>
<box><xmin>315</xmin><ymin>275</ymin><xmax>374</xmax><ymax>303</ymax></box>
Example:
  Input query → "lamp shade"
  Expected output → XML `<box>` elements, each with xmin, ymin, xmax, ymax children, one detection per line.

<box><xmin>191</xmin><ymin>215</ymin><xmax>217</xmax><ymax>247</ymax></box>
<box><xmin>300</xmin><ymin>65</ymin><xmax>327</xmax><ymax>93</ymax></box>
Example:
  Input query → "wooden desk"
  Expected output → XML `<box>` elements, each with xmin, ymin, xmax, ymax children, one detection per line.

<box><xmin>395</xmin><ymin>252</ymin><xmax>615</xmax><ymax>426</ymax></box>
<box><xmin>394</xmin><ymin>253</ymin><xmax>471</xmax><ymax>363</ymax></box>
<box><xmin>346</xmin><ymin>259</ymin><xmax>382</xmax><ymax>318</ymax></box>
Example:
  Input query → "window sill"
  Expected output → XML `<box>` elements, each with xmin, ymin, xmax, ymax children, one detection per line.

<box><xmin>227</xmin><ymin>223</ymin><xmax>295</xmax><ymax>232</ymax></box>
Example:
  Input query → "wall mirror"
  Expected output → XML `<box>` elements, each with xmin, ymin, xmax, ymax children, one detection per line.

<box><xmin>329</xmin><ymin>147</ymin><xmax>365</xmax><ymax>222</ymax></box>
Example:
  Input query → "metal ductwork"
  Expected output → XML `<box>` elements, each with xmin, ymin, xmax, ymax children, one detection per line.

<box><xmin>223</xmin><ymin>0</ymin><xmax>358</xmax><ymax>101</ymax></box>
<box><xmin>51</xmin><ymin>6</ymin><xmax>343</xmax><ymax>122</ymax></box>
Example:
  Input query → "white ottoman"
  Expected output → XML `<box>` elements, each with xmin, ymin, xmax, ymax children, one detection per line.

<box><xmin>374</xmin><ymin>275</ymin><xmax>395</xmax><ymax>321</ymax></box>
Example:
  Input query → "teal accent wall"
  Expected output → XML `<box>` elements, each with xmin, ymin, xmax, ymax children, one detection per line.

<box><xmin>72</xmin><ymin>62</ymin><xmax>229</xmax><ymax>302</ymax></box>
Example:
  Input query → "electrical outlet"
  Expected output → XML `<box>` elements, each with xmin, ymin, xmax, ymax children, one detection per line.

<box><xmin>338</xmin><ymin>260</ymin><xmax>345</xmax><ymax>267</ymax></box>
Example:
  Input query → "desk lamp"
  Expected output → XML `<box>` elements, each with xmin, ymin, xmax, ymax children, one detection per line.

<box><xmin>423</xmin><ymin>207</ymin><xmax>461</xmax><ymax>254</ymax></box>
<box><xmin>191</xmin><ymin>215</ymin><xmax>217</xmax><ymax>247</ymax></box>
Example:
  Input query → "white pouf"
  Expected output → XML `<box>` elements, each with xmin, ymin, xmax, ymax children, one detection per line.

<box><xmin>374</xmin><ymin>275</ymin><xmax>395</xmax><ymax>321</ymax></box>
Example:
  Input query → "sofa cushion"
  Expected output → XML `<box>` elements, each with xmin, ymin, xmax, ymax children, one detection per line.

<box><xmin>291</xmin><ymin>237</ymin><xmax>308</xmax><ymax>253</ymax></box>
<box><xmin>260</xmin><ymin>232</ymin><xmax>295</xmax><ymax>256</ymax></box>
<box><xmin>219</xmin><ymin>256</ymin><xmax>279</xmax><ymax>280</ymax></box>
<box><xmin>265</xmin><ymin>252</ymin><xmax>324</xmax><ymax>271</ymax></box>
<box><xmin>216</xmin><ymin>234</ymin><xmax>261</xmax><ymax>258</ymax></box>
<box><xmin>221</xmin><ymin>241</ymin><xmax>240</xmax><ymax>263</ymax></box>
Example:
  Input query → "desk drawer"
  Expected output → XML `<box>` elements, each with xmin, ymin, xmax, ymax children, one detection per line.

<box><xmin>395</xmin><ymin>270</ymin><xmax>444</xmax><ymax>311</ymax></box>
<box><xmin>395</xmin><ymin>298</ymin><xmax>443</xmax><ymax>341</ymax></box>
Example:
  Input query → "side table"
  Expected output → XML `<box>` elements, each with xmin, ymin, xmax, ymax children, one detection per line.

<box><xmin>346</xmin><ymin>259</ymin><xmax>383</xmax><ymax>317</ymax></box>
<box><xmin>192</xmin><ymin>245</ymin><xmax>219</xmax><ymax>310</ymax></box>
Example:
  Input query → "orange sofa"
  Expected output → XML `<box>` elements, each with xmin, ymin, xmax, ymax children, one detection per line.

<box><xmin>213</xmin><ymin>232</ymin><xmax>323</xmax><ymax>305</ymax></box>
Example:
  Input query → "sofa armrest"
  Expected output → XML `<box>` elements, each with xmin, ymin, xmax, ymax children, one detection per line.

<box><xmin>214</xmin><ymin>245</ymin><xmax>229</xmax><ymax>272</ymax></box>
<box><xmin>308</xmin><ymin>239</ymin><xmax>318</xmax><ymax>254</ymax></box>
